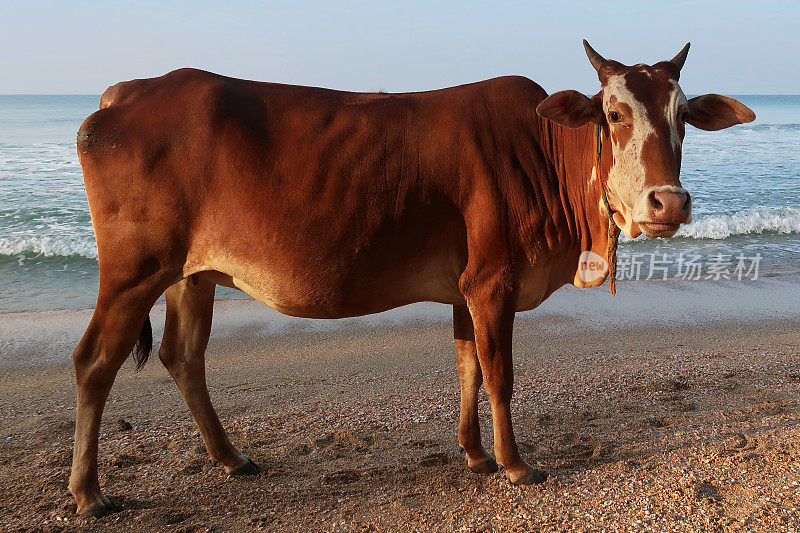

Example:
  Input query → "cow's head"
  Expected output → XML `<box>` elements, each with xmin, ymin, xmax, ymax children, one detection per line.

<box><xmin>537</xmin><ymin>41</ymin><xmax>755</xmax><ymax>239</ymax></box>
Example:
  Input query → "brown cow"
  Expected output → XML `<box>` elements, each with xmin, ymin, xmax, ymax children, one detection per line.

<box><xmin>69</xmin><ymin>41</ymin><xmax>754</xmax><ymax>516</ymax></box>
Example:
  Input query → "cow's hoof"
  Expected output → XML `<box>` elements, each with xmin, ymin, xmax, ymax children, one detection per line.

<box><xmin>468</xmin><ymin>456</ymin><xmax>499</xmax><ymax>475</ymax></box>
<box><xmin>506</xmin><ymin>464</ymin><xmax>548</xmax><ymax>485</ymax></box>
<box><xmin>228</xmin><ymin>457</ymin><xmax>260</xmax><ymax>477</ymax></box>
<box><xmin>75</xmin><ymin>494</ymin><xmax>115</xmax><ymax>518</ymax></box>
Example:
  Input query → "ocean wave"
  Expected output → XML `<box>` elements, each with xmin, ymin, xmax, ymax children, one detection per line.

<box><xmin>677</xmin><ymin>208</ymin><xmax>800</xmax><ymax>239</ymax></box>
<box><xmin>1</xmin><ymin>208</ymin><xmax>798</xmax><ymax>261</ymax></box>
<box><xmin>0</xmin><ymin>235</ymin><xmax>97</xmax><ymax>260</ymax></box>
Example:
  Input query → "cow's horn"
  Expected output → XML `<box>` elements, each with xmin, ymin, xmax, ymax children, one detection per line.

<box><xmin>583</xmin><ymin>39</ymin><xmax>605</xmax><ymax>72</ymax></box>
<box><xmin>669</xmin><ymin>42</ymin><xmax>691</xmax><ymax>70</ymax></box>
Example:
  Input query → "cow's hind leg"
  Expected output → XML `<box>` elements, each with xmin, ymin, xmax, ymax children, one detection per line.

<box><xmin>69</xmin><ymin>279</ymin><xmax>166</xmax><ymax>517</ymax></box>
<box><xmin>158</xmin><ymin>276</ymin><xmax>259</xmax><ymax>476</ymax></box>
<box><xmin>453</xmin><ymin>305</ymin><xmax>498</xmax><ymax>474</ymax></box>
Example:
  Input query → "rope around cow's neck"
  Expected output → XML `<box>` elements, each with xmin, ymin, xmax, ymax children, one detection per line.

<box><xmin>595</xmin><ymin>124</ymin><xmax>621</xmax><ymax>295</ymax></box>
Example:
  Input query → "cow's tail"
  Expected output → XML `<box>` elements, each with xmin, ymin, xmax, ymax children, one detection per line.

<box><xmin>132</xmin><ymin>316</ymin><xmax>153</xmax><ymax>370</ymax></box>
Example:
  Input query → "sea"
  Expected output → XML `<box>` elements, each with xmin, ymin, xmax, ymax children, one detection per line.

<box><xmin>1</xmin><ymin>94</ymin><xmax>799</xmax><ymax>312</ymax></box>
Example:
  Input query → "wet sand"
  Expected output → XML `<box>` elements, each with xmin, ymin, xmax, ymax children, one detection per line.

<box><xmin>1</xmin><ymin>275</ymin><xmax>799</xmax><ymax>531</ymax></box>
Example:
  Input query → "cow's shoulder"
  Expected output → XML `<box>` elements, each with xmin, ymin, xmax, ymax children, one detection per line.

<box><xmin>479</xmin><ymin>75</ymin><xmax>546</xmax><ymax>92</ymax></box>
<box><xmin>470</xmin><ymin>75</ymin><xmax>548</xmax><ymax>105</ymax></box>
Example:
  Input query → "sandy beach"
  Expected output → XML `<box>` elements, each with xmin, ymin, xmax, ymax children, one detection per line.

<box><xmin>1</xmin><ymin>274</ymin><xmax>799</xmax><ymax>531</ymax></box>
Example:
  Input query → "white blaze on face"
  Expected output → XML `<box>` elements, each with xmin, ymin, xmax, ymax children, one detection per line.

<box><xmin>601</xmin><ymin>72</ymin><xmax>690</xmax><ymax>238</ymax></box>
<box><xmin>602</xmin><ymin>73</ymin><xmax>654</xmax><ymax>220</ymax></box>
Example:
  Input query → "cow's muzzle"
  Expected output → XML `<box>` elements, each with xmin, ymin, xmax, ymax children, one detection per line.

<box><xmin>633</xmin><ymin>185</ymin><xmax>692</xmax><ymax>238</ymax></box>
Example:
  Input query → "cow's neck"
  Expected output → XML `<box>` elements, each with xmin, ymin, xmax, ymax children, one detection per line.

<box><xmin>530</xmin><ymin>118</ymin><xmax>613</xmax><ymax>287</ymax></box>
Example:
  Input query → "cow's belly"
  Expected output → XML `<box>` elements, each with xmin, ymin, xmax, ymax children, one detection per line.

<box><xmin>191</xmin><ymin>251</ymin><xmax>570</xmax><ymax>318</ymax></box>
<box><xmin>187</xmin><ymin>248</ymin><xmax>466</xmax><ymax>319</ymax></box>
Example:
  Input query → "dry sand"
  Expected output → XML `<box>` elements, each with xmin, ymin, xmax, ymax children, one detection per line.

<box><xmin>1</xmin><ymin>275</ymin><xmax>799</xmax><ymax>532</ymax></box>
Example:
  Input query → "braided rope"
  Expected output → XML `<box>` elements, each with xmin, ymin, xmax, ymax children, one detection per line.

<box><xmin>596</xmin><ymin>124</ymin><xmax>621</xmax><ymax>295</ymax></box>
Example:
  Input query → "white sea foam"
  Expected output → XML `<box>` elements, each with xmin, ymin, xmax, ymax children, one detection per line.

<box><xmin>676</xmin><ymin>207</ymin><xmax>800</xmax><ymax>239</ymax></box>
<box><xmin>0</xmin><ymin>235</ymin><xmax>98</xmax><ymax>259</ymax></box>
<box><xmin>2</xmin><ymin>207</ymin><xmax>799</xmax><ymax>261</ymax></box>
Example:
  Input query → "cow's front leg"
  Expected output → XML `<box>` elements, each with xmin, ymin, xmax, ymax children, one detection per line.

<box><xmin>453</xmin><ymin>305</ymin><xmax>498</xmax><ymax>474</ymax></box>
<box><xmin>466</xmin><ymin>284</ymin><xmax>547</xmax><ymax>485</ymax></box>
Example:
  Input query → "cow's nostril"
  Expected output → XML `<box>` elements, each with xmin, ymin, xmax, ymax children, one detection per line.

<box><xmin>648</xmin><ymin>190</ymin><xmax>663</xmax><ymax>211</ymax></box>
<box><xmin>683</xmin><ymin>192</ymin><xmax>692</xmax><ymax>214</ymax></box>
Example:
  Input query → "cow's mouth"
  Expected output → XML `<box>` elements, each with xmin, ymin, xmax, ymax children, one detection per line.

<box><xmin>638</xmin><ymin>221</ymin><xmax>682</xmax><ymax>238</ymax></box>
<box><xmin>610</xmin><ymin>204</ymin><xmax>689</xmax><ymax>239</ymax></box>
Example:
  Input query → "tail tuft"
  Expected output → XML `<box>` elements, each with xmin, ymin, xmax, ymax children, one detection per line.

<box><xmin>132</xmin><ymin>316</ymin><xmax>153</xmax><ymax>371</ymax></box>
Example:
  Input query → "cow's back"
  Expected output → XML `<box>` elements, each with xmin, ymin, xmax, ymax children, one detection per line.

<box><xmin>77</xmin><ymin>69</ymin><xmax>551</xmax><ymax>317</ymax></box>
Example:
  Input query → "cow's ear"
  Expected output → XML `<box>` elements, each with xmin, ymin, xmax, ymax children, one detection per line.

<box><xmin>686</xmin><ymin>94</ymin><xmax>755</xmax><ymax>131</ymax></box>
<box><xmin>536</xmin><ymin>90</ymin><xmax>601</xmax><ymax>128</ymax></box>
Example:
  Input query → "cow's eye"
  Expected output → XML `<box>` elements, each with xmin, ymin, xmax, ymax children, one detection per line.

<box><xmin>681</xmin><ymin>110</ymin><xmax>690</xmax><ymax>123</ymax></box>
<box><xmin>608</xmin><ymin>111</ymin><xmax>621</xmax><ymax>122</ymax></box>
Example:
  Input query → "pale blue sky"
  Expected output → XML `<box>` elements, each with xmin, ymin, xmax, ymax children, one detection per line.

<box><xmin>0</xmin><ymin>0</ymin><xmax>797</xmax><ymax>94</ymax></box>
